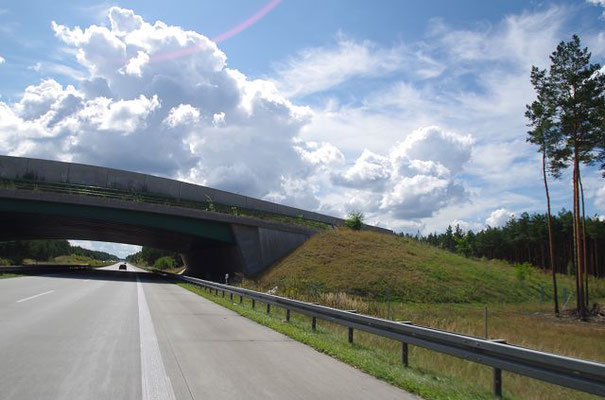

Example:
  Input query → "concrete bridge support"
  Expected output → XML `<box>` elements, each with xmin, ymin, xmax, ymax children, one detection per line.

<box><xmin>181</xmin><ymin>224</ymin><xmax>310</xmax><ymax>280</ymax></box>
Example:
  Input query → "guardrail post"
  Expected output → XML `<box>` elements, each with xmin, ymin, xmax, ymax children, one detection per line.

<box><xmin>222</xmin><ymin>290</ymin><xmax>225</xmax><ymax>298</ymax></box>
<box><xmin>484</xmin><ymin>306</ymin><xmax>488</xmax><ymax>338</ymax></box>
<box><xmin>286</xmin><ymin>309</ymin><xmax>290</xmax><ymax>322</ymax></box>
<box><xmin>348</xmin><ymin>327</ymin><xmax>354</xmax><ymax>343</ymax></box>
<box><xmin>252</xmin><ymin>299</ymin><xmax>255</xmax><ymax>309</ymax></box>
<box><xmin>493</xmin><ymin>367</ymin><xmax>502</xmax><ymax>398</ymax></box>
<box><xmin>239</xmin><ymin>295</ymin><xmax>243</xmax><ymax>304</ymax></box>
<box><xmin>399</xmin><ymin>321</ymin><xmax>412</xmax><ymax>367</ymax></box>
<box><xmin>266</xmin><ymin>303</ymin><xmax>271</xmax><ymax>314</ymax></box>
<box><xmin>312</xmin><ymin>316</ymin><xmax>316</xmax><ymax>332</ymax></box>
<box><xmin>491</xmin><ymin>339</ymin><xmax>506</xmax><ymax>398</ymax></box>
<box><xmin>230</xmin><ymin>293</ymin><xmax>233</xmax><ymax>301</ymax></box>
<box><xmin>401</xmin><ymin>342</ymin><xmax>409</xmax><ymax>367</ymax></box>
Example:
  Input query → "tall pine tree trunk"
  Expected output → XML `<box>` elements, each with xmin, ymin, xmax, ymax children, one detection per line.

<box><xmin>573</xmin><ymin>148</ymin><xmax>586</xmax><ymax>319</ymax></box>
<box><xmin>542</xmin><ymin>150</ymin><xmax>559</xmax><ymax>315</ymax></box>
<box><xmin>579</xmin><ymin>173</ymin><xmax>589</xmax><ymax>309</ymax></box>
<box><xmin>572</xmin><ymin>162</ymin><xmax>581</xmax><ymax>315</ymax></box>
<box><xmin>594</xmin><ymin>240</ymin><xmax>599</xmax><ymax>279</ymax></box>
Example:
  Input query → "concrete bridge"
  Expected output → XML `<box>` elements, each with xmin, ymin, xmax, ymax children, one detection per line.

<box><xmin>0</xmin><ymin>156</ymin><xmax>389</xmax><ymax>280</ymax></box>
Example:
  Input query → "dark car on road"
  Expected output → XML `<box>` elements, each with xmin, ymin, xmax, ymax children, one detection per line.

<box><xmin>119</xmin><ymin>264</ymin><xmax>127</xmax><ymax>270</ymax></box>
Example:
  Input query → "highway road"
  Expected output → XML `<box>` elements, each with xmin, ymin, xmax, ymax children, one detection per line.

<box><xmin>0</xmin><ymin>264</ymin><xmax>416</xmax><ymax>400</ymax></box>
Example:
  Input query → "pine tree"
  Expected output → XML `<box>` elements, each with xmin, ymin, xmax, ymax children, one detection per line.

<box><xmin>526</xmin><ymin>66</ymin><xmax>560</xmax><ymax>315</ymax></box>
<box><xmin>528</xmin><ymin>35</ymin><xmax>605</xmax><ymax>318</ymax></box>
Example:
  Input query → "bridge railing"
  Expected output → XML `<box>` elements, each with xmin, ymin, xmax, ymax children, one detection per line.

<box><xmin>0</xmin><ymin>178</ymin><xmax>330</xmax><ymax>231</ymax></box>
<box><xmin>173</xmin><ymin>273</ymin><xmax>605</xmax><ymax>398</ymax></box>
<box><xmin>0</xmin><ymin>155</ymin><xmax>393</xmax><ymax>234</ymax></box>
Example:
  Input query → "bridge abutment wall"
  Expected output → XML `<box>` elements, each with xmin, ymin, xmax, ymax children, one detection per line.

<box><xmin>182</xmin><ymin>224</ymin><xmax>310</xmax><ymax>280</ymax></box>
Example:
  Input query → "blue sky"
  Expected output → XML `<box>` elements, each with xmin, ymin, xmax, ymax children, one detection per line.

<box><xmin>1</xmin><ymin>1</ymin><xmax>605</xmax><ymax>258</ymax></box>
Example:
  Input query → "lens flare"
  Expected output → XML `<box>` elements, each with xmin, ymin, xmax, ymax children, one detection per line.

<box><xmin>150</xmin><ymin>0</ymin><xmax>282</xmax><ymax>63</ymax></box>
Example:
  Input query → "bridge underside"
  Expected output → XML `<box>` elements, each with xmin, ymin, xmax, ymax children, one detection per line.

<box><xmin>0</xmin><ymin>198</ymin><xmax>311</xmax><ymax>281</ymax></box>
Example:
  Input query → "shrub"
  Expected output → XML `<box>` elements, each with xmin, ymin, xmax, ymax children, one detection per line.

<box><xmin>0</xmin><ymin>258</ymin><xmax>11</xmax><ymax>266</ymax></box>
<box><xmin>344</xmin><ymin>210</ymin><xmax>364</xmax><ymax>230</ymax></box>
<box><xmin>205</xmin><ymin>195</ymin><xmax>216</xmax><ymax>212</ymax></box>
<box><xmin>154</xmin><ymin>256</ymin><xmax>176</xmax><ymax>270</ymax></box>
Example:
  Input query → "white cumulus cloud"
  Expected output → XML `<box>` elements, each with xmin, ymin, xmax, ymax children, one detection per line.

<box><xmin>332</xmin><ymin>126</ymin><xmax>472</xmax><ymax>220</ymax></box>
<box><xmin>163</xmin><ymin>104</ymin><xmax>200</xmax><ymax>128</ymax></box>
<box><xmin>0</xmin><ymin>7</ymin><xmax>334</xmax><ymax>206</ymax></box>
<box><xmin>486</xmin><ymin>208</ymin><xmax>514</xmax><ymax>228</ymax></box>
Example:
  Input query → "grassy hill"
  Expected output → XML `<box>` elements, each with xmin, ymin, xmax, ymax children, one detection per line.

<box><xmin>251</xmin><ymin>229</ymin><xmax>605</xmax><ymax>303</ymax></box>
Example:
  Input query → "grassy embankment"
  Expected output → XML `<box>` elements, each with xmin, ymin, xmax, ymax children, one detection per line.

<box><xmin>182</xmin><ymin>229</ymin><xmax>605</xmax><ymax>400</ymax></box>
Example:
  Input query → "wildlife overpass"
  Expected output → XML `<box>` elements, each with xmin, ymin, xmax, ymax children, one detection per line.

<box><xmin>0</xmin><ymin>156</ymin><xmax>389</xmax><ymax>279</ymax></box>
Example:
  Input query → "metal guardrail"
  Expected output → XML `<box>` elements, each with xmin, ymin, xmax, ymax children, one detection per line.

<box><xmin>175</xmin><ymin>274</ymin><xmax>605</xmax><ymax>397</ymax></box>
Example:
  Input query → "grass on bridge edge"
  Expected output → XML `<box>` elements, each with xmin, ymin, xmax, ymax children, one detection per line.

<box><xmin>177</xmin><ymin>282</ymin><xmax>501</xmax><ymax>400</ymax></box>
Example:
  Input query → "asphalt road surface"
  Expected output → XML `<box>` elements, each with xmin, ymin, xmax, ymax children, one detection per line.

<box><xmin>0</xmin><ymin>264</ymin><xmax>417</xmax><ymax>400</ymax></box>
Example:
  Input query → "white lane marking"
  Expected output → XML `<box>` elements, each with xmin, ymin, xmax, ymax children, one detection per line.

<box><xmin>16</xmin><ymin>290</ymin><xmax>54</xmax><ymax>303</ymax></box>
<box><xmin>137</xmin><ymin>275</ymin><xmax>176</xmax><ymax>400</ymax></box>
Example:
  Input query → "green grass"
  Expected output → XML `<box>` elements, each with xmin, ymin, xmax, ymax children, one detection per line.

<box><xmin>251</xmin><ymin>229</ymin><xmax>605</xmax><ymax>304</ymax></box>
<box><xmin>0</xmin><ymin>273</ymin><xmax>20</xmax><ymax>279</ymax></box>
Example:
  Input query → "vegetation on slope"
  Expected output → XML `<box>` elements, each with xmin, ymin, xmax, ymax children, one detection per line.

<box><xmin>251</xmin><ymin>229</ymin><xmax>605</xmax><ymax>303</ymax></box>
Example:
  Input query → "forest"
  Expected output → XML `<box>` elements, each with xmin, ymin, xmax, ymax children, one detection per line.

<box><xmin>0</xmin><ymin>239</ymin><xmax>118</xmax><ymax>265</ymax></box>
<box><xmin>417</xmin><ymin>210</ymin><xmax>605</xmax><ymax>278</ymax></box>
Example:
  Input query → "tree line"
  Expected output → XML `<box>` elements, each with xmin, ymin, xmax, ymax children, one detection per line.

<box><xmin>126</xmin><ymin>247</ymin><xmax>183</xmax><ymax>269</ymax></box>
<box><xmin>418</xmin><ymin>211</ymin><xmax>605</xmax><ymax>278</ymax></box>
<box><xmin>0</xmin><ymin>239</ymin><xmax>118</xmax><ymax>264</ymax></box>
